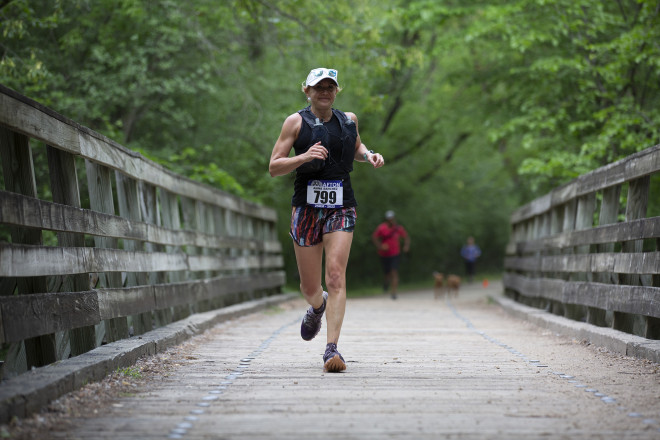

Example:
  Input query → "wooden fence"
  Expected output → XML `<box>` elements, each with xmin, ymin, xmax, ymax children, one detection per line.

<box><xmin>503</xmin><ymin>144</ymin><xmax>660</xmax><ymax>339</ymax></box>
<box><xmin>0</xmin><ymin>85</ymin><xmax>284</xmax><ymax>379</ymax></box>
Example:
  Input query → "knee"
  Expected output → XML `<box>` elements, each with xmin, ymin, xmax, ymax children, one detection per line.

<box><xmin>299</xmin><ymin>282</ymin><xmax>321</xmax><ymax>299</ymax></box>
<box><xmin>325</xmin><ymin>267</ymin><xmax>346</xmax><ymax>292</ymax></box>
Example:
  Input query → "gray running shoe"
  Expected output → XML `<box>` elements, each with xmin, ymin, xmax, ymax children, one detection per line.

<box><xmin>323</xmin><ymin>343</ymin><xmax>346</xmax><ymax>372</ymax></box>
<box><xmin>300</xmin><ymin>291</ymin><xmax>327</xmax><ymax>341</ymax></box>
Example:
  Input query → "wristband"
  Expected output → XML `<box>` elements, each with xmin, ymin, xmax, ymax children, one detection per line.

<box><xmin>363</xmin><ymin>150</ymin><xmax>374</xmax><ymax>161</ymax></box>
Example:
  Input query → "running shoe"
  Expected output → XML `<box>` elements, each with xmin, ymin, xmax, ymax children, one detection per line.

<box><xmin>300</xmin><ymin>291</ymin><xmax>327</xmax><ymax>341</ymax></box>
<box><xmin>323</xmin><ymin>343</ymin><xmax>346</xmax><ymax>372</ymax></box>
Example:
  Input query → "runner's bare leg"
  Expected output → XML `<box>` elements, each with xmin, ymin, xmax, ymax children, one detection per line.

<box><xmin>293</xmin><ymin>242</ymin><xmax>325</xmax><ymax>309</ymax></box>
<box><xmin>322</xmin><ymin>231</ymin><xmax>353</xmax><ymax>343</ymax></box>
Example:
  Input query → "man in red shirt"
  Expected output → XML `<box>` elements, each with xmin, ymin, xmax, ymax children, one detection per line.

<box><xmin>372</xmin><ymin>210</ymin><xmax>410</xmax><ymax>299</ymax></box>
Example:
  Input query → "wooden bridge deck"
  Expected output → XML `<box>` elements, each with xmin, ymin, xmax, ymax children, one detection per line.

<box><xmin>33</xmin><ymin>282</ymin><xmax>660</xmax><ymax>439</ymax></box>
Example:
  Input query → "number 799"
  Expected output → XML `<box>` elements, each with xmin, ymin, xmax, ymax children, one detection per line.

<box><xmin>314</xmin><ymin>190</ymin><xmax>336</xmax><ymax>205</ymax></box>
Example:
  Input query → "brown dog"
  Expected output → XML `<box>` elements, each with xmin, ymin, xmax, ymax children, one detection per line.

<box><xmin>432</xmin><ymin>272</ymin><xmax>444</xmax><ymax>299</ymax></box>
<box><xmin>446</xmin><ymin>274</ymin><xmax>461</xmax><ymax>298</ymax></box>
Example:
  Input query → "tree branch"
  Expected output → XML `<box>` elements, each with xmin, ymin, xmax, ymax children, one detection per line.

<box><xmin>379</xmin><ymin>29</ymin><xmax>420</xmax><ymax>135</ymax></box>
<box><xmin>390</xmin><ymin>117</ymin><xmax>443</xmax><ymax>162</ymax></box>
<box><xmin>253</xmin><ymin>0</ymin><xmax>314</xmax><ymax>34</ymax></box>
<box><xmin>380</xmin><ymin>68</ymin><xmax>414</xmax><ymax>135</ymax></box>
<box><xmin>416</xmin><ymin>132</ymin><xmax>470</xmax><ymax>184</ymax></box>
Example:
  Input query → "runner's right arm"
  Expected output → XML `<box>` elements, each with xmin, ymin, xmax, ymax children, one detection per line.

<box><xmin>269</xmin><ymin>114</ymin><xmax>328</xmax><ymax>177</ymax></box>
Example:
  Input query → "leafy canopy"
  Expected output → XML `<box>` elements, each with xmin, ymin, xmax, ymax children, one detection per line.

<box><xmin>2</xmin><ymin>0</ymin><xmax>659</xmax><ymax>284</ymax></box>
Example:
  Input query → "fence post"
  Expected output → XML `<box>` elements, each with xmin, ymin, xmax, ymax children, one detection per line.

<box><xmin>85</xmin><ymin>160</ymin><xmax>128</xmax><ymax>342</ymax></box>
<box><xmin>157</xmin><ymin>189</ymin><xmax>180</xmax><ymax>325</ymax></box>
<box><xmin>139</xmin><ymin>182</ymin><xmax>168</xmax><ymax>322</ymax></box>
<box><xmin>208</xmin><ymin>205</ymin><xmax>225</xmax><ymax>309</ymax></box>
<box><xmin>198</xmin><ymin>201</ymin><xmax>213</xmax><ymax>295</ymax></box>
<box><xmin>564</xmin><ymin>193</ymin><xmax>595</xmax><ymax>321</ymax></box>
<box><xmin>225</xmin><ymin>208</ymin><xmax>240</xmax><ymax>305</ymax></box>
<box><xmin>575</xmin><ymin>193</ymin><xmax>596</xmax><ymax>275</ymax></box>
<box><xmin>588</xmin><ymin>185</ymin><xmax>621</xmax><ymax>327</ymax></box>
<box><xmin>549</xmin><ymin>199</ymin><xmax>578</xmax><ymax>315</ymax></box>
<box><xmin>47</xmin><ymin>146</ymin><xmax>96</xmax><ymax>356</ymax></box>
<box><xmin>614</xmin><ymin>176</ymin><xmax>650</xmax><ymax>336</ymax></box>
<box><xmin>0</xmin><ymin>127</ymin><xmax>53</xmax><ymax>372</ymax></box>
<box><xmin>180</xmin><ymin>196</ymin><xmax>199</xmax><ymax>279</ymax></box>
<box><xmin>140</xmin><ymin>182</ymin><xmax>166</xmax><ymax>285</ymax></box>
<box><xmin>544</xmin><ymin>205</ymin><xmax>563</xmax><ymax>309</ymax></box>
<box><xmin>115</xmin><ymin>172</ymin><xmax>152</xmax><ymax>336</ymax></box>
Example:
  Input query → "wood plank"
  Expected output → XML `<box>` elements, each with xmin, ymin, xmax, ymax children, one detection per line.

<box><xmin>511</xmin><ymin>143</ymin><xmax>660</xmax><ymax>223</ymax></box>
<box><xmin>504</xmin><ymin>252</ymin><xmax>660</xmax><ymax>275</ymax></box>
<box><xmin>47</xmin><ymin>146</ymin><xmax>96</xmax><ymax>356</ymax></box>
<box><xmin>97</xmin><ymin>286</ymin><xmax>156</xmax><ymax>321</ymax></box>
<box><xmin>181</xmin><ymin>196</ymin><xmax>201</xmax><ymax>283</ymax></box>
<box><xmin>36</xmin><ymin>286</ymin><xmax>655</xmax><ymax>437</ymax></box>
<box><xmin>85</xmin><ymin>161</ymin><xmax>122</xmax><ymax>287</ymax></box>
<box><xmin>622</xmin><ymin>176</ymin><xmax>650</xmax><ymax>286</ymax></box>
<box><xmin>96</xmin><ymin>271</ymin><xmax>284</xmax><ymax>321</ymax></box>
<box><xmin>0</xmin><ymin>190</ymin><xmax>281</xmax><ymax>252</ymax></box>
<box><xmin>0</xmin><ymin>292</ymin><xmax>100</xmax><ymax>343</ymax></box>
<box><xmin>575</xmin><ymin>194</ymin><xmax>596</xmax><ymax>231</ymax></box>
<box><xmin>0</xmin><ymin>243</ymin><xmax>186</xmax><ymax>277</ymax></box>
<box><xmin>510</xmin><ymin>193</ymin><xmax>552</xmax><ymax>225</ymax></box>
<box><xmin>0</xmin><ymin>243</ymin><xmax>283</xmax><ymax>277</ymax></box>
<box><xmin>158</xmin><ymin>189</ymin><xmax>183</xmax><ymax>283</ymax></box>
<box><xmin>140</xmin><ymin>181</ymin><xmax>166</xmax><ymax>286</ymax></box>
<box><xmin>0</xmin><ymin>188</ymin><xmax>147</xmax><ymax>239</ymax></box>
<box><xmin>99</xmin><ymin>271</ymin><xmax>287</xmax><ymax>316</ymax></box>
<box><xmin>152</xmin><ymin>271</ymin><xmax>285</xmax><ymax>309</ymax></box>
<box><xmin>85</xmin><ymin>160</ymin><xmax>128</xmax><ymax>343</ymax></box>
<box><xmin>0</xmin><ymin>312</ymin><xmax>4</xmax><ymax>344</ymax></box>
<box><xmin>158</xmin><ymin>188</ymin><xmax>183</xmax><ymax>323</ymax></box>
<box><xmin>6</xmin><ymin>286</ymin><xmax>660</xmax><ymax>438</ymax></box>
<box><xmin>0</xmin><ymin>126</ymin><xmax>55</xmax><ymax>369</ymax></box>
<box><xmin>46</xmin><ymin>146</ymin><xmax>88</xmax><ymax>289</ymax></box>
<box><xmin>0</xmin><ymin>129</ymin><xmax>41</xmax><ymax>247</ymax></box>
<box><xmin>596</xmin><ymin>185</ymin><xmax>621</xmax><ymax>287</ymax></box>
<box><xmin>115</xmin><ymin>173</ymin><xmax>152</xmax><ymax>335</ymax></box>
<box><xmin>186</xmin><ymin>254</ymin><xmax>283</xmax><ymax>272</ymax></box>
<box><xmin>0</xmin><ymin>86</ymin><xmax>80</xmax><ymax>154</ymax></box>
<box><xmin>503</xmin><ymin>273</ymin><xmax>660</xmax><ymax>318</ymax></box>
<box><xmin>578</xmin><ymin>145</ymin><xmax>660</xmax><ymax>195</ymax></box>
<box><xmin>79</xmin><ymin>130</ymin><xmax>275</xmax><ymax>222</ymax></box>
<box><xmin>513</xmin><ymin>216</ymin><xmax>660</xmax><ymax>253</ymax></box>
<box><xmin>115</xmin><ymin>171</ymin><xmax>146</xmax><ymax>288</ymax></box>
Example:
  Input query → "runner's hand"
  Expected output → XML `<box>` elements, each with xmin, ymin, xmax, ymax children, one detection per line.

<box><xmin>305</xmin><ymin>142</ymin><xmax>328</xmax><ymax>162</ymax></box>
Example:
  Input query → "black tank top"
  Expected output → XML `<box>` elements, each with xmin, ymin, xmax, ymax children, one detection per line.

<box><xmin>291</xmin><ymin>112</ymin><xmax>357</xmax><ymax>207</ymax></box>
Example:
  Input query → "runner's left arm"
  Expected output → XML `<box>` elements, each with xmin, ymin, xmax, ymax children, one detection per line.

<box><xmin>347</xmin><ymin>112</ymin><xmax>384</xmax><ymax>168</ymax></box>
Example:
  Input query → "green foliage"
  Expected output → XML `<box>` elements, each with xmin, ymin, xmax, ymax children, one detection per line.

<box><xmin>459</xmin><ymin>0</ymin><xmax>660</xmax><ymax>195</ymax></box>
<box><xmin>2</xmin><ymin>0</ymin><xmax>659</xmax><ymax>286</ymax></box>
<box><xmin>167</xmin><ymin>146</ymin><xmax>245</xmax><ymax>197</ymax></box>
<box><xmin>117</xmin><ymin>366</ymin><xmax>141</xmax><ymax>379</ymax></box>
<box><xmin>0</xmin><ymin>0</ymin><xmax>62</xmax><ymax>94</ymax></box>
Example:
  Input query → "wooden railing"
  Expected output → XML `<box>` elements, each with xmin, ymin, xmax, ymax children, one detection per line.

<box><xmin>504</xmin><ymin>144</ymin><xmax>660</xmax><ymax>339</ymax></box>
<box><xmin>0</xmin><ymin>85</ymin><xmax>284</xmax><ymax>379</ymax></box>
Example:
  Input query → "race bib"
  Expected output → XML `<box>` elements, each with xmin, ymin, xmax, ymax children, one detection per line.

<box><xmin>306</xmin><ymin>180</ymin><xmax>343</xmax><ymax>208</ymax></box>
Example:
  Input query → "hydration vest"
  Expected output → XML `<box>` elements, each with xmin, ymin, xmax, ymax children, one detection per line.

<box><xmin>294</xmin><ymin>106</ymin><xmax>358</xmax><ymax>174</ymax></box>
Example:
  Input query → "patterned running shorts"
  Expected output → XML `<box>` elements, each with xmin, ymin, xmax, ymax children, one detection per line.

<box><xmin>289</xmin><ymin>206</ymin><xmax>357</xmax><ymax>247</ymax></box>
